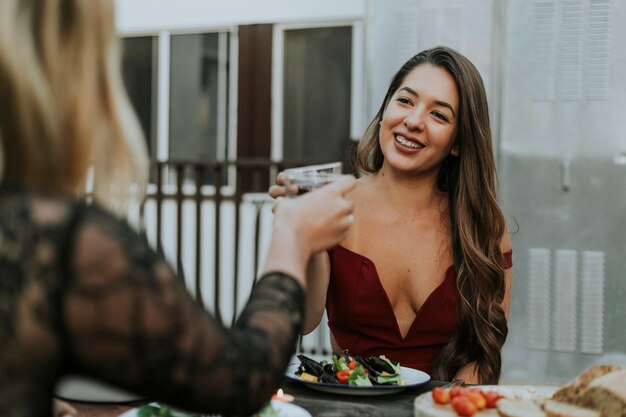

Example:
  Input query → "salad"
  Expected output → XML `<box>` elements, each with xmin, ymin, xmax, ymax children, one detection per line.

<box><xmin>295</xmin><ymin>352</ymin><xmax>402</xmax><ymax>387</ymax></box>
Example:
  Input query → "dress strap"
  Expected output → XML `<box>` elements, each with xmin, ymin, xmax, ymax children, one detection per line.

<box><xmin>502</xmin><ymin>249</ymin><xmax>513</xmax><ymax>270</ymax></box>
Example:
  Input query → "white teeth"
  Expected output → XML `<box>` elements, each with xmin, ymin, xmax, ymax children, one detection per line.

<box><xmin>395</xmin><ymin>135</ymin><xmax>424</xmax><ymax>149</ymax></box>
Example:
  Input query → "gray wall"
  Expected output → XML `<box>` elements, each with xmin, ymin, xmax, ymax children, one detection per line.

<box><xmin>366</xmin><ymin>0</ymin><xmax>626</xmax><ymax>384</ymax></box>
<box><xmin>500</xmin><ymin>0</ymin><xmax>626</xmax><ymax>384</ymax></box>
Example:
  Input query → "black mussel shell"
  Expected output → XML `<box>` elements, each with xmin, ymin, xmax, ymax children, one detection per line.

<box><xmin>296</xmin><ymin>354</ymin><xmax>324</xmax><ymax>377</ymax></box>
<box><xmin>363</xmin><ymin>356</ymin><xmax>396</xmax><ymax>375</ymax></box>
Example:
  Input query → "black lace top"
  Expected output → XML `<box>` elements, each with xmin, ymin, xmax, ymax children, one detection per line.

<box><xmin>0</xmin><ymin>186</ymin><xmax>304</xmax><ymax>417</ymax></box>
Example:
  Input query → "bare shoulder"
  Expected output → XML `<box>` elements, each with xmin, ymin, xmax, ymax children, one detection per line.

<box><xmin>348</xmin><ymin>175</ymin><xmax>376</xmax><ymax>204</ymax></box>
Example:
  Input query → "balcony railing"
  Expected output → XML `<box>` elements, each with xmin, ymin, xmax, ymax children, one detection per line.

<box><xmin>134</xmin><ymin>159</ymin><xmax>334</xmax><ymax>355</ymax></box>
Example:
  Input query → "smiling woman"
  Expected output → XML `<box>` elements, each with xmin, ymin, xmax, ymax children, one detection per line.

<box><xmin>339</xmin><ymin>47</ymin><xmax>511</xmax><ymax>385</ymax></box>
<box><xmin>269</xmin><ymin>46</ymin><xmax>511</xmax><ymax>385</ymax></box>
<box><xmin>340</xmin><ymin>47</ymin><xmax>511</xmax><ymax>385</ymax></box>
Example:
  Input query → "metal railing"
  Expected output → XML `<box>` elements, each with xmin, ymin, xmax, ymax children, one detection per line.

<box><xmin>137</xmin><ymin>159</ymin><xmax>333</xmax><ymax>354</ymax></box>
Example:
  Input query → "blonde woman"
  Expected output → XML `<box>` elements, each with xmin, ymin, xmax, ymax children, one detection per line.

<box><xmin>0</xmin><ymin>1</ymin><xmax>355</xmax><ymax>416</ymax></box>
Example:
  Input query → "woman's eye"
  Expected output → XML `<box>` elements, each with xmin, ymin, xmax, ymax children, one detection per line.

<box><xmin>397</xmin><ymin>97</ymin><xmax>412</xmax><ymax>105</ymax></box>
<box><xmin>432</xmin><ymin>111</ymin><xmax>449</xmax><ymax>122</ymax></box>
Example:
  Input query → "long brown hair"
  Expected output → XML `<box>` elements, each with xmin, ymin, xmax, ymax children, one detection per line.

<box><xmin>356</xmin><ymin>46</ymin><xmax>507</xmax><ymax>384</ymax></box>
<box><xmin>0</xmin><ymin>0</ymin><xmax>148</xmax><ymax>213</ymax></box>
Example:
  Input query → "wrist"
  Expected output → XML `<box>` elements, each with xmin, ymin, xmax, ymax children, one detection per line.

<box><xmin>260</xmin><ymin>225</ymin><xmax>310</xmax><ymax>287</ymax></box>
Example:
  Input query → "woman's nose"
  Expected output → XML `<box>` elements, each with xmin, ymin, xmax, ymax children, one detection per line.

<box><xmin>403</xmin><ymin>110</ymin><xmax>425</xmax><ymax>131</ymax></box>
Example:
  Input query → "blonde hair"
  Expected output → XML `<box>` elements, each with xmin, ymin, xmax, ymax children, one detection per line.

<box><xmin>0</xmin><ymin>0</ymin><xmax>148</xmax><ymax>213</ymax></box>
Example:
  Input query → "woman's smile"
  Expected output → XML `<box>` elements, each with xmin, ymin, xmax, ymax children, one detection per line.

<box><xmin>394</xmin><ymin>134</ymin><xmax>425</xmax><ymax>152</ymax></box>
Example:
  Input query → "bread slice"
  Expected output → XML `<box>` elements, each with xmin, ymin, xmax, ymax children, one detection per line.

<box><xmin>543</xmin><ymin>400</ymin><xmax>599</xmax><ymax>417</ymax></box>
<box><xmin>498</xmin><ymin>399</ymin><xmax>546</xmax><ymax>417</ymax></box>
<box><xmin>580</xmin><ymin>369</ymin><xmax>626</xmax><ymax>417</ymax></box>
<box><xmin>552</xmin><ymin>365</ymin><xmax>623</xmax><ymax>404</ymax></box>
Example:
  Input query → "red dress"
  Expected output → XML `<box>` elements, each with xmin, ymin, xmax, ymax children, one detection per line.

<box><xmin>326</xmin><ymin>245</ymin><xmax>513</xmax><ymax>373</ymax></box>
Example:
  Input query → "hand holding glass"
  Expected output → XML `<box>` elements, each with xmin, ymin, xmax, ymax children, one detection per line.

<box><xmin>283</xmin><ymin>162</ymin><xmax>343</xmax><ymax>197</ymax></box>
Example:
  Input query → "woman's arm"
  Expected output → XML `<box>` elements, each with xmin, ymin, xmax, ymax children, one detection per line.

<box><xmin>500</xmin><ymin>225</ymin><xmax>513</xmax><ymax>320</ymax></box>
<box><xmin>268</xmin><ymin>172</ymin><xmax>338</xmax><ymax>335</ymax></box>
<box><xmin>62</xmin><ymin>177</ymin><xmax>355</xmax><ymax>415</ymax></box>
<box><xmin>301</xmin><ymin>252</ymin><xmax>331</xmax><ymax>334</ymax></box>
<box><xmin>63</xmin><ymin>207</ymin><xmax>303</xmax><ymax>415</ymax></box>
<box><xmin>502</xmin><ymin>263</ymin><xmax>513</xmax><ymax>320</ymax></box>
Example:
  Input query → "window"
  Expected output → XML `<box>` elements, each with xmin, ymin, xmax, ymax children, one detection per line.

<box><xmin>276</xmin><ymin>26</ymin><xmax>354</xmax><ymax>165</ymax></box>
<box><xmin>121</xmin><ymin>36</ymin><xmax>156</xmax><ymax>157</ymax></box>
<box><xmin>169</xmin><ymin>33</ymin><xmax>230</xmax><ymax>162</ymax></box>
<box><xmin>121</xmin><ymin>31</ymin><xmax>232</xmax><ymax>185</ymax></box>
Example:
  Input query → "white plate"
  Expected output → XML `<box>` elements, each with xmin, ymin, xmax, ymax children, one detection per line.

<box><xmin>117</xmin><ymin>400</ymin><xmax>312</xmax><ymax>417</ymax></box>
<box><xmin>413</xmin><ymin>385</ymin><xmax>558</xmax><ymax>417</ymax></box>
<box><xmin>285</xmin><ymin>363</ymin><xmax>430</xmax><ymax>396</ymax></box>
<box><xmin>55</xmin><ymin>375</ymin><xmax>143</xmax><ymax>403</ymax></box>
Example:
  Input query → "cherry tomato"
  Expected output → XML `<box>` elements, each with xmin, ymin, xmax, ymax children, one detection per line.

<box><xmin>483</xmin><ymin>390</ymin><xmax>501</xmax><ymax>408</ymax></box>
<box><xmin>449</xmin><ymin>386</ymin><xmax>469</xmax><ymax>398</ymax></box>
<box><xmin>452</xmin><ymin>396</ymin><xmax>478</xmax><ymax>417</ymax></box>
<box><xmin>431</xmin><ymin>387</ymin><xmax>451</xmax><ymax>404</ymax></box>
<box><xmin>465</xmin><ymin>390</ymin><xmax>486</xmax><ymax>410</ymax></box>
<box><xmin>336</xmin><ymin>369</ymin><xmax>351</xmax><ymax>384</ymax></box>
<box><xmin>348</xmin><ymin>359</ymin><xmax>357</xmax><ymax>370</ymax></box>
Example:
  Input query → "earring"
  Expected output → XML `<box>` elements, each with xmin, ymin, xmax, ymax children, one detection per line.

<box><xmin>451</xmin><ymin>148</ymin><xmax>459</xmax><ymax>157</ymax></box>
<box><xmin>378</xmin><ymin>120</ymin><xmax>382</xmax><ymax>126</ymax></box>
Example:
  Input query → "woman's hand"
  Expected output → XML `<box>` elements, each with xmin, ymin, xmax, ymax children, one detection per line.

<box><xmin>268</xmin><ymin>172</ymin><xmax>299</xmax><ymax>212</ymax></box>
<box><xmin>268</xmin><ymin>172</ymin><xmax>288</xmax><ymax>200</ymax></box>
<box><xmin>274</xmin><ymin>175</ymin><xmax>356</xmax><ymax>255</ymax></box>
<box><xmin>262</xmin><ymin>175</ymin><xmax>356</xmax><ymax>284</ymax></box>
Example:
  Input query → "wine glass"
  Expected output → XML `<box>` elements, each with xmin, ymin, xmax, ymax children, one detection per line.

<box><xmin>283</xmin><ymin>162</ymin><xmax>343</xmax><ymax>197</ymax></box>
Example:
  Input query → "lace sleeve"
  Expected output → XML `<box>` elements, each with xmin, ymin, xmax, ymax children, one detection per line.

<box><xmin>62</xmin><ymin>205</ymin><xmax>304</xmax><ymax>415</ymax></box>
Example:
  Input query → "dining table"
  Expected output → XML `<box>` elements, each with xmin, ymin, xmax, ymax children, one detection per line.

<box><xmin>66</xmin><ymin>377</ymin><xmax>447</xmax><ymax>417</ymax></box>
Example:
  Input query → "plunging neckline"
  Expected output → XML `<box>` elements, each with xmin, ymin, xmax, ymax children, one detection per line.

<box><xmin>333</xmin><ymin>245</ymin><xmax>455</xmax><ymax>341</ymax></box>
